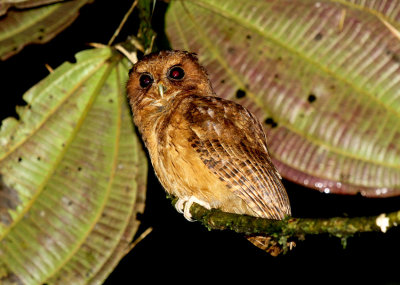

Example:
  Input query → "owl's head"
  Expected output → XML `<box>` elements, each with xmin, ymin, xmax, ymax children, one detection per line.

<box><xmin>127</xmin><ymin>50</ymin><xmax>214</xmax><ymax>112</ymax></box>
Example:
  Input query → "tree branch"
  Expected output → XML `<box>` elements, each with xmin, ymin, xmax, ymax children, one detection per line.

<box><xmin>169</xmin><ymin>196</ymin><xmax>400</xmax><ymax>249</ymax></box>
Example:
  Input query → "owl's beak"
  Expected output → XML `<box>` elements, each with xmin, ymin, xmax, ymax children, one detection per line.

<box><xmin>158</xmin><ymin>83</ymin><xmax>167</xmax><ymax>98</ymax></box>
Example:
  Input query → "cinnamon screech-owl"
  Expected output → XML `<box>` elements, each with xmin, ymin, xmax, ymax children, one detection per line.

<box><xmin>127</xmin><ymin>50</ymin><xmax>291</xmax><ymax>255</ymax></box>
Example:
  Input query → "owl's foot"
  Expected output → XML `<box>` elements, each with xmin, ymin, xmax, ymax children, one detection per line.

<box><xmin>175</xmin><ymin>196</ymin><xmax>211</xmax><ymax>222</ymax></box>
<box><xmin>175</xmin><ymin>197</ymin><xmax>188</xmax><ymax>214</ymax></box>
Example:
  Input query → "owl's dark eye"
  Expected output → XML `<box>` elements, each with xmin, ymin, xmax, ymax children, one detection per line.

<box><xmin>168</xmin><ymin>66</ymin><xmax>185</xmax><ymax>80</ymax></box>
<box><xmin>139</xmin><ymin>73</ymin><xmax>153</xmax><ymax>88</ymax></box>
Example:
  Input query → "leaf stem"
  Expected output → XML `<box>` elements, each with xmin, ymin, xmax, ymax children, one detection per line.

<box><xmin>108</xmin><ymin>0</ymin><xmax>139</xmax><ymax>46</ymax></box>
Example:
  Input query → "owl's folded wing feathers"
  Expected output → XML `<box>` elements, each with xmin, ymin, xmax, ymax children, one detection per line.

<box><xmin>181</xmin><ymin>95</ymin><xmax>291</xmax><ymax>220</ymax></box>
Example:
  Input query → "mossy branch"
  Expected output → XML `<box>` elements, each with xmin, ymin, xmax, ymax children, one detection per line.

<box><xmin>169</xmin><ymin>196</ymin><xmax>400</xmax><ymax>246</ymax></box>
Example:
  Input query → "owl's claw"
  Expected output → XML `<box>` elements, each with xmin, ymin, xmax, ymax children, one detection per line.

<box><xmin>175</xmin><ymin>197</ymin><xmax>187</xmax><ymax>214</ymax></box>
<box><xmin>184</xmin><ymin>196</ymin><xmax>211</xmax><ymax>222</ymax></box>
<box><xmin>175</xmin><ymin>196</ymin><xmax>211</xmax><ymax>222</ymax></box>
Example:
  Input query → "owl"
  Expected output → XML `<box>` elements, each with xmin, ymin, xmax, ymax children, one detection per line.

<box><xmin>127</xmin><ymin>50</ymin><xmax>291</xmax><ymax>254</ymax></box>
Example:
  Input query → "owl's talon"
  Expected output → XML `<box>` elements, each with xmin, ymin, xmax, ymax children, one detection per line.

<box><xmin>175</xmin><ymin>197</ymin><xmax>188</xmax><ymax>214</ymax></box>
<box><xmin>183</xmin><ymin>196</ymin><xmax>211</xmax><ymax>222</ymax></box>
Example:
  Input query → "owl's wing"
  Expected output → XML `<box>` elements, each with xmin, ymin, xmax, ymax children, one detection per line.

<box><xmin>182</xmin><ymin>95</ymin><xmax>291</xmax><ymax>220</ymax></box>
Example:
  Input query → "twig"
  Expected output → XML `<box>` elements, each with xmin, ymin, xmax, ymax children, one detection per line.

<box><xmin>87</xmin><ymin>42</ymin><xmax>107</xmax><ymax>49</ymax></box>
<box><xmin>44</xmin><ymin>63</ymin><xmax>54</xmax><ymax>73</ymax></box>
<box><xmin>108</xmin><ymin>0</ymin><xmax>139</xmax><ymax>46</ymax></box>
<box><xmin>124</xmin><ymin>227</ymin><xmax>153</xmax><ymax>254</ymax></box>
<box><xmin>115</xmin><ymin>44</ymin><xmax>138</xmax><ymax>64</ymax></box>
<box><xmin>128</xmin><ymin>36</ymin><xmax>145</xmax><ymax>52</ymax></box>
<box><xmin>144</xmin><ymin>34</ymin><xmax>156</xmax><ymax>55</ymax></box>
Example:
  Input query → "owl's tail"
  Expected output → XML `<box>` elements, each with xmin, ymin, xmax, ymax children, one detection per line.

<box><xmin>246</xmin><ymin>235</ymin><xmax>295</xmax><ymax>256</ymax></box>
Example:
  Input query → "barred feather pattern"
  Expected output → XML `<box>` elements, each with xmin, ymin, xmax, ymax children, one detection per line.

<box><xmin>183</xmin><ymin>95</ymin><xmax>291</xmax><ymax>220</ymax></box>
<box><xmin>181</xmin><ymin>95</ymin><xmax>291</xmax><ymax>254</ymax></box>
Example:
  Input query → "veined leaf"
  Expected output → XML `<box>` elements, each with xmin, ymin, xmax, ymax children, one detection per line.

<box><xmin>0</xmin><ymin>47</ymin><xmax>147</xmax><ymax>284</ymax></box>
<box><xmin>0</xmin><ymin>0</ymin><xmax>91</xmax><ymax>60</ymax></box>
<box><xmin>0</xmin><ymin>0</ymin><xmax>66</xmax><ymax>16</ymax></box>
<box><xmin>166</xmin><ymin>0</ymin><xmax>400</xmax><ymax>197</ymax></box>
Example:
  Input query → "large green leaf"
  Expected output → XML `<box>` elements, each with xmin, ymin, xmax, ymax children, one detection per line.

<box><xmin>0</xmin><ymin>0</ymin><xmax>90</xmax><ymax>60</ymax></box>
<box><xmin>166</xmin><ymin>0</ymin><xmax>400</xmax><ymax>197</ymax></box>
<box><xmin>0</xmin><ymin>47</ymin><xmax>147</xmax><ymax>284</ymax></box>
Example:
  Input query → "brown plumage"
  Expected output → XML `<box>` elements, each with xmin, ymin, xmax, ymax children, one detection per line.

<box><xmin>127</xmin><ymin>50</ymin><xmax>291</xmax><ymax>254</ymax></box>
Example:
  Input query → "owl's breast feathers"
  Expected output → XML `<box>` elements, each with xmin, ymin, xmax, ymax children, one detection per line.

<box><xmin>147</xmin><ymin>94</ymin><xmax>291</xmax><ymax>220</ymax></box>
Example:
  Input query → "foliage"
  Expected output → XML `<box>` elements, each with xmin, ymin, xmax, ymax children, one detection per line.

<box><xmin>1</xmin><ymin>0</ymin><xmax>400</xmax><ymax>283</ymax></box>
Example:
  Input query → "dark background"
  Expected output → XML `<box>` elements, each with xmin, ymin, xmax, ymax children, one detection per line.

<box><xmin>1</xmin><ymin>1</ymin><xmax>400</xmax><ymax>284</ymax></box>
